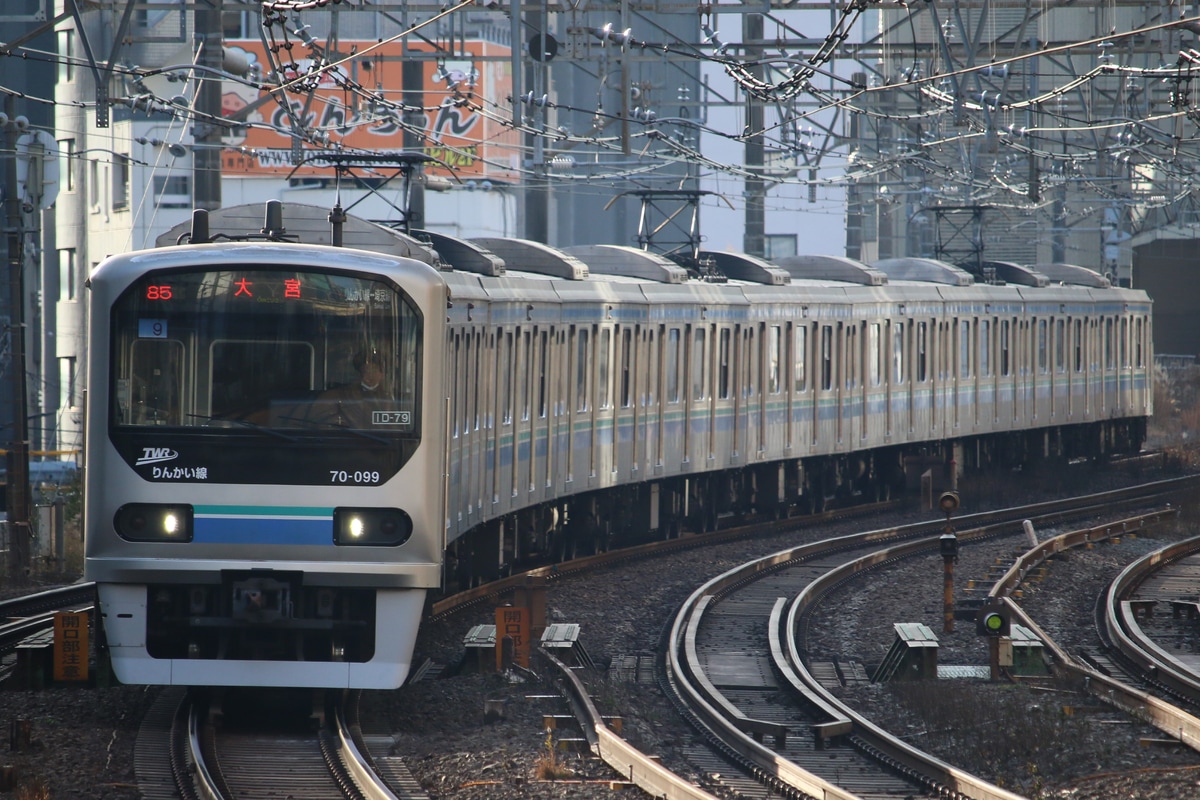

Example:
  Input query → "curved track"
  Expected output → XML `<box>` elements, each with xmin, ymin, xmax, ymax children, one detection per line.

<box><xmin>664</xmin><ymin>480</ymin><xmax>1192</xmax><ymax>799</ymax></box>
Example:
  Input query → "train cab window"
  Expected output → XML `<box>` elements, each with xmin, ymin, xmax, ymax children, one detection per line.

<box><xmin>665</xmin><ymin>328</ymin><xmax>680</xmax><ymax>403</ymax></box>
<box><xmin>1037</xmin><ymin>319</ymin><xmax>1048</xmax><ymax>374</ymax></box>
<box><xmin>693</xmin><ymin>328</ymin><xmax>708</xmax><ymax>400</ymax></box>
<box><xmin>767</xmin><ymin>326</ymin><xmax>782</xmax><ymax>393</ymax></box>
<box><xmin>793</xmin><ymin>325</ymin><xmax>807</xmax><ymax>392</ymax></box>
<box><xmin>127</xmin><ymin>338</ymin><xmax>186</xmax><ymax>425</ymax></box>
<box><xmin>109</xmin><ymin>266</ymin><xmax>424</xmax><ymax>483</ymax></box>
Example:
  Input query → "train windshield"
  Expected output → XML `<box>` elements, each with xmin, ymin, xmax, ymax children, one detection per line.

<box><xmin>107</xmin><ymin>265</ymin><xmax>422</xmax><ymax>484</ymax></box>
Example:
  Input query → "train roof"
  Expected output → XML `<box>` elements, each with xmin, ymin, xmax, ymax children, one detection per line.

<box><xmin>156</xmin><ymin>203</ymin><xmax>1139</xmax><ymax>301</ymax></box>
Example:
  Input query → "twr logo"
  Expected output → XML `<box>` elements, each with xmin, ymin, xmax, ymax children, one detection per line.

<box><xmin>136</xmin><ymin>448</ymin><xmax>179</xmax><ymax>466</ymax></box>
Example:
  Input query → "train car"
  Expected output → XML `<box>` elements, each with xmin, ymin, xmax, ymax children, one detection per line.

<box><xmin>85</xmin><ymin>235</ymin><xmax>446</xmax><ymax>688</ymax></box>
<box><xmin>85</xmin><ymin>202</ymin><xmax>1152</xmax><ymax>688</ymax></box>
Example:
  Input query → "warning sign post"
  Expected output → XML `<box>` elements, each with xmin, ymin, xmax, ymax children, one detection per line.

<box><xmin>53</xmin><ymin>611</ymin><xmax>88</xmax><ymax>682</ymax></box>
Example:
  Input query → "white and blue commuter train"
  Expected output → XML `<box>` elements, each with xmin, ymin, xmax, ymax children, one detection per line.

<box><xmin>85</xmin><ymin>202</ymin><xmax>1152</xmax><ymax>689</ymax></box>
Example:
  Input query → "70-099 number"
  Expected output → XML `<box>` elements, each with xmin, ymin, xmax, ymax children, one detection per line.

<box><xmin>330</xmin><ymin>470</ymin><xmax>381</xmax><ymax>484</ymax></box>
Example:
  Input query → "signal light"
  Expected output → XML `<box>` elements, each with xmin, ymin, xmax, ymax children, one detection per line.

<box><xmin>976</xmin><ymin>601</ymin><xmax>1010</xmax><ymax>637</ymax></box>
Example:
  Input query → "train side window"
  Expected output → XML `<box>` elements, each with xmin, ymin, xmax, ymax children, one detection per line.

<box><xmin>1104</xmin><ymin>318</ymin><xmax>1113</xmax><ymax>370</ymax></box>
<box><xmin>1136</xmin><ymin>318</ymin><xmax>1145</xmax><ymax>367</ymax></box>
<box><xmin>767</xmin><ymin>325</ymin><xmax>782</xmax><ymax>393</ymax></box>
<box><xmin>793</xmin><ymin>325</ymin><xmax>807</xmax><ymax>392</ymax></box>
<box><xmin>845</xmin><ymin>324</ymin><xmax>858</xmax><ymax>389</ymax></box>
<box><xmin>1118</xmin><ymin>318</ymin><xmax>1127</xmax><ymax>368</ymax></box>
<box><xmin>742</xmin><ymin>327</ymin><xmax>754</xmax><ymax>397</ymax></box>
<box><xmin>693</xmin><ymin>327</ymin><xmax>707</xmax><ymax>399</ymax></box>
<box><xmin>892</xmin><ymin>322</ymin><xmax>905</xmax><ymax>383</ymax></box>
<box><xmin>979</xmin><ymin>320</ymin><xmax>990</xmax><ymax>377</ymax></box>
<box><xmin>718</xmin><ymin>328</ymin><xmax>732</xmax><ymax>399</ymax></box>
<box><xmin>451</xmin><ymin>334</ymin><xmax>461</xmax><ymax>436</ymax></box>
<box><xmin>520</xmin><ymin>329</ymin><xmax>531</xmax><ymax>421</ymax></box>
<box><xmin>819</xmin><ymin>325</ymin><xmax>833</xmax><ymax>391</ymax></box>
<box><xmin>598</xmin><ymin>328</ymin><xmax>612</xmax><ymax>409</ymax></box>
<box><xmin>538</xmin><ymin>329</ymin><xmax>549</xmax><ymax>418</ymax></box>
<box><xmin>1037</xmin><ymin>319</ymin><xmax>1048</xmax><ymax>374</ymax></box>
<box><xmin>1055</xmin><ymin>319</ymin><xmax>1065</xmax><ymax>373</ymax></box>
<box><xmin>501</xmin><ymin>331</ymin><xmax>513</xmax><ymax>425</ymax></box>
<box><xmin>868</xmin><ymin>322</ymin><xmax>882</xmax><ymax>386</ymax></box>
<box><xmin>959</xmin><ymin>319</ymin><xmax>971</xmax><ymax>379</ymax></box>
<box><xmin>915</xmin><ymin>322</ymin><xmax>927</xmax><ymax>383</ymax></box>
<box><xmin>665</xmin><ymin>328</ymin><xmax>680</xmax><ymax>403</ymax></box>
<box><xmin>463</xmin><ymin>331</ymin><xmax>472</xmax><ymax>431</ymax></box>
<box><xmin>1073</xmin><ymin>318</ymin><xmax>1082</xmax><ymax>372</ymax></box>
<box><xmin>996</xmin><ymin>320</ymin><xmax>1008</xmax><ymax>377</ymax></box>
<box><xmin>645</xmin><ymin>329</ymin><xmax>657</xmax><ymax>406</ymax></box>
<box><xmin>575</xmin><ymin>328</ymin><xmax>590</xmax><ymax>412</ymax></box>
<box><xmin>620</xmin><ymin>328</ymin><xmax>632</xmax><ymax>408</ymax></box>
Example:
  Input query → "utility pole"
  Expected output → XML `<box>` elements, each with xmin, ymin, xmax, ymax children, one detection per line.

<box><xmin>194</xmin><ymin>0</ymin><xmax>223</xmax><ymax>210</ymax></box>
<box><xmin>4</xmin><ymin>94</ymin><xmax>31</xmax><ymax>580</ymax></box>
<box><xmin>743</xmin><ymin>14</ymin><xmax>765</xmax><ymax>258</ymax></box>
<box><xmin>403</xmin><ymin>60</ymin><xmax>426</xmax><ymax>230</ymax></box>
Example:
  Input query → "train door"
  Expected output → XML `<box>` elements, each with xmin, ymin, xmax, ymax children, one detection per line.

<box><xmin>716</xmin><ymin>325</ymin><xmax>731</xmax><ymax>462</ymax></box>
<box><xmin>764</xmin><ymin>323</ymin><xmax>782</xmax><ymax>456</ymax></box>
<box><xmin>574</xmin><ymin>326</ymin><xmax>593</xmax><ymax>486</ymax></box>
<box><xmin>494</xmin><ymin>328</ymin><xmax>510</xmax><ymax>510</ymax></box>
<box><xmin>596</xmin><ymin>325</ymin><xmax>614</xmax><ymax>484</ymax></box>
<box><xmin>792</xmin><ymin>321</ymin><xmax>810</xmax><ymax>455</ymax></box>
<box><xmin>626</xmin><ymin>325</ymin><xmax>641</xmax><ymax>478</ymax></box>
<box><xmin>864</xmin><ymin>320</ymin><xmax>880</xmax><ymax>444</ymax></box>
<box><xmin>841</xmin><ymin>321</ymin><xmax>858</xmax><ymax>446</ymax></box>
<box><xmin>479</xmin><ymin>328</ymin><xmax>494</xmax><ymax>522</ymax></box>
<box><xmin>815</xmin><ymin>323</ymin><xmax>835</xmax><ymax>450</ymax></box>
<box><xmin>564</xmin><ymin>326</ymin><xmax>576</xmax><ymax>490</ymax></box>
<box><xmin>666</xmin><ymin>326</ymin><xmax>684</xmax><ymax>468</ymax></box>
<box><xmin>657</xmin><ymin>326</ymin><xmax>676</xmax><ymax>474</ymax></box>
<box><xmin>692</xmin><ymin>325</ymin><xmax>709</xmax><ymax>463</ymax></box>
<box><xmin>642</xmin><ymin>326</ymin><xmax>656</xmax><ymax>474</ymax></box>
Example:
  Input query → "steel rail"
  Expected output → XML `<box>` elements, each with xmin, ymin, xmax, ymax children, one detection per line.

<box><xmin>668</xmin><ymin>483</ymin><xmax>1192</xmax><ymax>800</ymax></box>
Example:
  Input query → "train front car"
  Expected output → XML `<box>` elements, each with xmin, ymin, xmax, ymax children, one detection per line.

<box><xmin>84</xmin><ymin>243</ymin><xmax>446</xmax><ymax>689</ymax></box>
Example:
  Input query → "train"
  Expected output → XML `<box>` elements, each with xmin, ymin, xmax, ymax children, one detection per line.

<box><xmin>84</xmin><ymin>201</ymin><xmax>1153</xmax><ymax>689</ymax></box>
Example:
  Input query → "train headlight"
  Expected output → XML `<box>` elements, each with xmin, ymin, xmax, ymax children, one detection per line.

<box><xmin>114</xmin><ymin>503</ymin><xmax>194</xmax><ymax>542</ymax></box>
<box><xmin>333</xmin><ymin>508</ymin><xmax>413</xmax><ymax>547</ymax></box>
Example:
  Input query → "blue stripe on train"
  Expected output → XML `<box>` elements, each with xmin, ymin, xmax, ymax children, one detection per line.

<box><xmin>192</xmin><ymin>510</ymin><xmax>333</xmax><ymax>545</ymax></box>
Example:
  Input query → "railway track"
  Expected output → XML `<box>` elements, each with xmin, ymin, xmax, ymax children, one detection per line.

<box><xmin>660</xmin><ymin>478</ymin><xmax>1195</xmax><ymax>799</ymax></box>
<box><xmin>135</xmin><ymin>688</ymin><xmax>427</xmax><ymax>800</ymax></box>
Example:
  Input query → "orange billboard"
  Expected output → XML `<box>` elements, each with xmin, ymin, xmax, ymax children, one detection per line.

<box><xmin>221</xmin><ymin>40</ymin><xmax>518</xmax><ymax>181</ymax></box>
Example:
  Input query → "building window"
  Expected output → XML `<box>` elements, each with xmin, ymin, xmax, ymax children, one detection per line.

<box><xmin>57</xmin><ymin>30</ymin><xmax>74</xmax><ymax>83</ymax></box>
<box><xmin>60</xmin><ymin>357</ymin><xmax>77</xmax><ymax>409</ymax></box>
<box><xmin>89</xmin><ymin>158</ymin><xmax>100</xmax><ymax>211</ymax></box>
<box><xmin>58</xmin><ymin>248</ymin><xmax>76</xmax><ymax>301</ymax></box>
<box><xmin>113</xmin><ymin>154</ymin><xmax>130</xmax><ymax>210</ymax></box>
<box><xmin>59</xmin><ymin>138</ymin><xmax>75</xmax><ymax>192</ymax></box>
<box><xmin>153</xmin><ymin>175</ymin><xmax>191</xmax><ymax>208</ymax></box>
